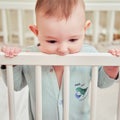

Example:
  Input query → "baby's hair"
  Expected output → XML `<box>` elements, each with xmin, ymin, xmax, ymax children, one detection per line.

<box><xmin>35</xmin><ymin>0</ymin><xmax>85</xmax><ymax>20</ymax></box>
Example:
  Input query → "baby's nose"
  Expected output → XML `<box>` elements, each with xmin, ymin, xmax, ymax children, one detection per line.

<box><xmin>57</xmin><ymin>44</ymin><xmax>69</xmax><ymax>55</ymax></box>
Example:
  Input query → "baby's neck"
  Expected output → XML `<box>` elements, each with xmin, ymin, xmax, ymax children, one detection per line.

<box><xmin>53</xmin><ymin>66</ymin><xmax>64</xmax><ymax>71</ymax></box>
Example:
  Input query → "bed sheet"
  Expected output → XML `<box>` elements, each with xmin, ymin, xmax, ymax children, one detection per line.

<box><xmin>0</xmin><ymin>77</ymin><xmax>28</xmax><ymax>120</ymax></box>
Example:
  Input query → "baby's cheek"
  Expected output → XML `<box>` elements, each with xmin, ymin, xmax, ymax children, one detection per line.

<box><xmin>39</xmin><ymin>46</ymin><xmax>54</xmax><ymax>54</ymax></box>
<box><xmin>70</xmin><ymin>48</ymin><xmax>80</xmax><ymax>54</ymax></box>
<box><xmin>38</xmin><ymin>46</ymin><xmax>44</xmax><ymax>52</ymax></box>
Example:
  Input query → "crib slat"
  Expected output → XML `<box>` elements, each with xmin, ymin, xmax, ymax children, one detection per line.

<box><xmin>35</xmin><ymin>66</ymin><xmax>42</xmax><ymax>120</ymax></box>
<box><xmin>18</xmin><ymin>10</ymin><xmax>23</xmax><ymax>46</ymax></box>
<box><xmin>93</xmin><ymin>11</ymin><xmax>100</xmax><ymax>44</ymax></box>
<box><xmin>90</xmin><ymin>66</ymin><xmax>98</xmax><ymax>120</ymax></box>
<box><xmin>33</xmin><ymin>11</ymin><xmax>38</xmax><ymax>45</ymax></box>
<box><xmin>63</xmin><ymin>66</ymin><xmax>70</xmax><ymax>120</ymax></box>
<box><xmin>107</xmin><ymin>11</ymin><xmax>115</xmax><ymax>43</ymax></box>
<box><xmin>2</xmin><ymin>9</ymin><xmax>8</xmax><ymax>44</ymax></box>
<box><xmin>6</xmin><ymin>65</ymin><xmax>15</xmax><ymax>120</ymax></box>
<box><xmin>117</xmin><ymin>68</ymin><xmax>120</xmax><ymax>120</ymax></box>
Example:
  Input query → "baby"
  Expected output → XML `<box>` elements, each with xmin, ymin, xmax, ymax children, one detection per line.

<box><xmin>1</xmin><ymin>0</ymin><xmax>120</xmax><ymax>120</ymax></box>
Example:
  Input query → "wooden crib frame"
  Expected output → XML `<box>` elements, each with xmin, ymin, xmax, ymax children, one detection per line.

<box><xmin>0</xmin><ymin>52</ymin><xmax>120</xmax><ymax>120</ymax></box>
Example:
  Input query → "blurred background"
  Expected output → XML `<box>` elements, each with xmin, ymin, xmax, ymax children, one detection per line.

<box><xmin>0</xmin><ymin>0</ymin><xmax>120</xmax><ymax>51</ymax></box>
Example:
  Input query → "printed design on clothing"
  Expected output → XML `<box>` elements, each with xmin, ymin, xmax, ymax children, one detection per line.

<box><xmin>75</xmin><ymin>83</ymin><xmax>88</xmax><ymax>101</ymax></box>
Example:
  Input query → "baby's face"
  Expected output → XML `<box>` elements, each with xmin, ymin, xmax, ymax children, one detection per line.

<box><xmin>36</xmin><ymin>4</ymin><xmax>87</xmax><ymax>55</ymax></box>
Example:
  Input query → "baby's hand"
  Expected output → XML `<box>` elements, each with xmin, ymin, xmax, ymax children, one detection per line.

<box><xmin>108</xmin><ymin>49</ymin><xmax>120</xmax><ymax>57</ymax></box>
<box><xmin>1</xmin><ymin>46</ymin><xmax>21</xmax><ymax>58</ymax></box>
<box><xmin>104</xmin><ymin>48</ymin><xmax>120</xmax><ymax>79</ymax></box>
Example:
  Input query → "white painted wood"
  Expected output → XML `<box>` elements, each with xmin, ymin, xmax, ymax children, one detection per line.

<box><xmin>0</xmin><ymin>2</ymin><xmax>120</xmax><ymax>11</ymax></box>
<box><xmin>33</xmin><ymin>11</ymin><xmax>38</xmax><ymax>45</ymax></box>
<box><xmin>0</xmin><ymin>2</ymin><xmax>35</xmax><ymax>10</ymax></box>
<box><xmin>18</xmin><ymin>10</ymin><xmax>23</xmax><ymax>46</ymax></box>
<box><xmin>0</xmin><ymin>53</ymin><xmax>120</xmax><ymax>120</ymax></box>
<box><xmin>90</xmin><ymin>66</ymin><xmax>98</xmax><ymax>120</ymax></box>
<box><xmin>6</xmin><ymin>65</ymin><xmax>15</xmax><ymax>120</ymax></box>
<box><xmin>35</xmin><ymin>66</ymin><xmax>42</xmax><ymax>120</ymax></box>
<box><xmin>2</xmin><ymin>9</ymin><xmax>8</xmax><ymax>44</ymax></box>
<box><xmin>117</xmin><ymin>68</ymin><xmax>120</xmax><ymax>120</ymax></box>
<box><xmin>0</xmin><ymin>52</ymin><xmax>120</xmax><ymax>66</ymax></box>
<box><xmin>86</xmin><ymin>2</ymin><xmax>120</xmax><ymax>11</ymax></box>
<box><xmin>93</xmin><ymin>11</ymin><xmax>100</xmax><ymax>44</ymax></box>
<box><xmin>63</xmin><ymin>66</ymin><xmax>70</xmax><ymax>120</ymax></box>
<box><xmin>107</xmin><ymin>11</ymin><xmax>115</xmax><ymax>43</ymax></box>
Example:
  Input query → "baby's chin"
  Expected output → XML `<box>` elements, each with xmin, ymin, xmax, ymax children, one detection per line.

<box><xmin>39</xmin><ymin>49</ymin><xmax>80</xmax><ymax>55</ymax></box>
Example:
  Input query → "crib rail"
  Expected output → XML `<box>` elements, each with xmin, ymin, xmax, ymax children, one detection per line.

<box><xmin>0</xmin><ymin>52</ymin><xmax>120</xmax><ymax>120</ymax></box>
<box><xmin>0</xmin><ymin>52</ymin><xmax>120</xmax><ymax>66</ymax></box>
<box><xmin>0</xmin><ymin>2</ymin><xmax>120</xmax><ymax>11</ymax></box>
<box><xmin>0</xmin><ymin>2</ymin><xmax>120</xmax><ymax>45</ymax></box>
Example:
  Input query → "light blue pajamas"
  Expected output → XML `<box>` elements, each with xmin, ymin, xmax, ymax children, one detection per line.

<box><xmin>1</xmin><ymin>44</ymin><xmax>116</xmax><ymax>120</ymax></box>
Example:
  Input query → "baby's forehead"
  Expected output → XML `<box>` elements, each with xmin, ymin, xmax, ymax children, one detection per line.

<box><xmin>36</xmin><ymin>0</ymin><xmax>85</xmax><ymax>21</ymax></box>
<box><xmin>36</xmin><ymin>10</ymin><xmax>85</xmax><ymax>28</ymax></box>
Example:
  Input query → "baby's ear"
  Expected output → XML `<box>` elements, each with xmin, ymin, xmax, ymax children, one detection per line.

<box><xmin>84</xmin><ymin>20</ymin><xmax>91</xmax><ymax>31</ymax></box>
<box><xmin>29</xmin><ymin>25</ymin><xmax>38</xmax><ymax>36</ymax></box>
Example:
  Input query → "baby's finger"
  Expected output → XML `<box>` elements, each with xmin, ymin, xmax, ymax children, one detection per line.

<box><xmin>5</xmin><ymin>47</ymin><xmax>15</xmax><ymax>57</ymax></box>
<box><xmin>14</xmin><ymin>48</ymin><xmax>21</xmax><ymax>56</ymax></box>
<box><xmin>9</xmin><ymin>48</ymin><xmax>16</xmax><ymax>57</ymax></box>
<box><xmin>5</xmin><ymin>47</ymin><xmax>13</xmax><ymax>57</ymax></box>
<box><xmin>1</xmin><ymin>46</ymin><xmax>8</xmax><ymax>52</ymax></box>
<box><xmin>115</xmin><ymin>49</ymin><xmax>120</xmax><ymax>57</ymax></box>
<box><xmin>108</xmin><ymin>49</ymin><xmax>120</xmax><ymax>57</ymax></box>
<box><xmin>108</xmin><ymin>49</ymin><xmax>116</xmax><ymax>55</ymax></box>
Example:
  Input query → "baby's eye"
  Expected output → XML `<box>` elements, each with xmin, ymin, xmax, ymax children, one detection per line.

<box><xmin>69</xmin><ymin>39</ymin><xmax>78</xmax><ymax>42</ymax></box>
<box><xmin>47</xmin><ymin>40</ymin><xmax>57</xmax><ymax>43</ymax></box>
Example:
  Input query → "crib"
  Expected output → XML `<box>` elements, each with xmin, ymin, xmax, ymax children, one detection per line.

<box><xmin>0</xmin><ymin>1</ymin><xmax>120</xmax><ymax>120</ymax></box>
<box><xmin>0</xmin><ymin>52</ymin><xmax>120</xmax><ymax>120</ymax></box>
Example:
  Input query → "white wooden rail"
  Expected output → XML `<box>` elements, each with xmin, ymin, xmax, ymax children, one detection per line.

<box><xmin>0</xmin><ymin>2</ymin><xmax>120</xmax><ymax>45</ymax></box>
<box><xmin>0</xmin><ymin>52</ymin><xmax>120</xmax><ymax>120</ymax></box>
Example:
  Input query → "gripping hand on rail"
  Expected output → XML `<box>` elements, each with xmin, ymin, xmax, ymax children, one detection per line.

<box><xmin>103</xmin><ymin>49</ymin><xmax>120</xmax><ymax>79</ymax></box>
<box><xmin>1</xmin><ymin>46</ymin><xmax>21</xmax><ymax>58</ymax></box>
<box><xmin>1</xmin><ymin>45</ymin><xmax>120</xmax><ymax>79</ymax></box>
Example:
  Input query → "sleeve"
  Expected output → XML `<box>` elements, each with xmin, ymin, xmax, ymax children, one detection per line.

<box><xmin>83</xmin><ymin>44</ymin><xmax>118</xmax><ymax>88</ymax></box>
<box><xmin>1</xmin><ymin>65</ymin><xmax>27</xmax><ymax>91</ymax></box>
<box><xmin>0</xmin><ymin>45</ymin><xmax>38</xmax><ymax>91</ymax></box>
<box><xmin>97</xmin><ymin>66</ymin><xmax>119</xmax><ymax>88</ymax></box>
